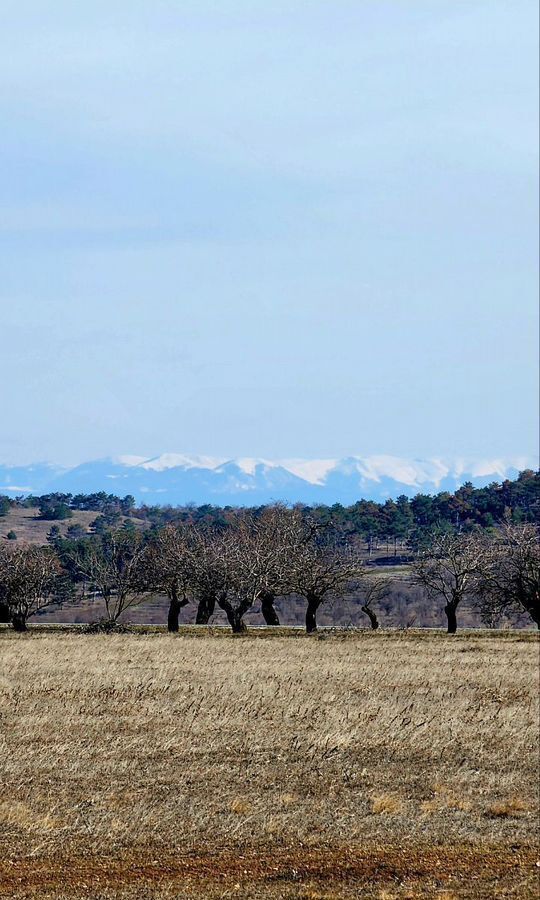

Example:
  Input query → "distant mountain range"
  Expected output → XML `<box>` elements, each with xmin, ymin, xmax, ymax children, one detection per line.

<box><xmin>0</xmin><ymin>454</ymin><xmax>535</xmax><ymax>506</ymax></box>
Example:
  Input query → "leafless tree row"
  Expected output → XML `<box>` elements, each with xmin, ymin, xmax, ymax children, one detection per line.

<box><xmin>0</xmin><ymin>508</ymin><xmax>538</xmax><ymax>634</ymax></box>
<box><xmin>141</xmin><ymin>506</ymin><xmax>366</xmax><ymax>633</ymax></box>
<box><xmin>0</xmin><ymin>506</ymin><xmax>367</xmax><ymax>633</ymax></box>
<box><xmin>411</xmin><ymin>524</ymin><xmax>540</xmax><ymax>632</ymax></box>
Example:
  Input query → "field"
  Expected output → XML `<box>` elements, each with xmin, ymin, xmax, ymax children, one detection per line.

<box><xmin>0</xmin><ymin>629</ymin><xmax>538</xmax><ymax>898</ymax></box>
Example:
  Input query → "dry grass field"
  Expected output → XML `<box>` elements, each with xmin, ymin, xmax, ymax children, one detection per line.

<box><xmin>0</xmin><ymin>629</ymin><xmax>538</xmax><ymax>898</ymax></box>
<box><xmin>0</xmin><ymin>508</ymin><xmax>147</xmax><ymax>546</ymax></box>
<box><xmin>0</xmin><ymin>508</ymin><xmax>97</xmax><ymax>545</ymax></box>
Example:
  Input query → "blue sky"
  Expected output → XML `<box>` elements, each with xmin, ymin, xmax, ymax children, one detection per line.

<box><xmin>1</xmin><ymin>1</ymin><xmax>538</xmax><ymax>465</ymax></box>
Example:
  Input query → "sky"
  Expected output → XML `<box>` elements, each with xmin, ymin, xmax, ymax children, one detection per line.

<box><xmin>0</xmin><ymin>0</ymin><xmax>538</xmax><ymax>466</ymax></box>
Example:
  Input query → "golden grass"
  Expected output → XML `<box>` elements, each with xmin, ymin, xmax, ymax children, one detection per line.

<box><xmin>0</xmin><ymin>507</ymin><xmax>96</xmax><ymax>545</ymax></box>
<box><xmin>0</xmin><ymin>630</ymin><xmax>538</xmax><ymax>898</ymax></box>
<box><xmin>487</xmin><ymin>798</ymin><xmax>531</xmax><ymax>818</ymax></box>
<box><xmin>0</xmin><ymin>507</ymin><xmax>145</xmax><ymax>546</ymax></box>
<box><xmin>371</xmin><ymin>794</ymin><xmax>404</xmax><ymax>815</ymax></box>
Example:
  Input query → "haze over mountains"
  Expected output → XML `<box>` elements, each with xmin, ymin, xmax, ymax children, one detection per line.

<box><xmin>0</xmin><ymin>455</ymin><xmax>534</xmax><ymax>507</ymax></box>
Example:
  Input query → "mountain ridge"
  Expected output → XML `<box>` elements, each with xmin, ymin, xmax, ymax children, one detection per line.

<box><xmin>0</xmin><ymin>454</ymin><xmax>534</xmax><ymax>506</ymax></box>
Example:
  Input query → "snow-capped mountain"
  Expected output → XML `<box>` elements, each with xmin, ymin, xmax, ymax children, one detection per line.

<box><xmin>0</xmin><ymin>454</ymin><xmax>534</xmax><ymax>506</ymax></box>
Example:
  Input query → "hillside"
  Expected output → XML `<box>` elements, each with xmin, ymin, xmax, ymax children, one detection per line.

<box><xmin>0</xmin><ymin>507</ymin><xmax>147</xmax><ymax>546</ymax></box>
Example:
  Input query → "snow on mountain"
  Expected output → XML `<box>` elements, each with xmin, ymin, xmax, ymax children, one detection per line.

<box><xmin>279</xmin><ymin>459</ymin><xmax>338</xmax><ymax>485</ymax></box>
<box><xmin>137</xmin><ymin>454</ymin><xmax>227</xmax><ymax>472</ymax></box>
<box><xmin>115</xmin><ymin>455</ymin><xmax>151</xmax><ymax>467</ymax></box>
<box><xmin>460</xmin><ymin>457</ymin><xmax>531</xmax><ymax>479</ymax></box>
<box><xmin>0</xmin><ymin>454</ymin><xmax>534</xmax><ymax>505</ymax></box>
<box><xmin>220</xmin><ymin>458</ymin><xmax>273</xmax><ymax>477</ymax></box>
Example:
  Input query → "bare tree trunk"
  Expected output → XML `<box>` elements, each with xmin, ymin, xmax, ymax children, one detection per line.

<box><xmin>305</xmin><ymin>592</ymin><xmax>320</xmax><ymax>633</ymax></box>
<box><xmin>167</xmin><ymin>599</ymin><xmax>181</xmax><ymax>632</ymax></box>
<box><xmin>444</xmin><ymin>602</ymin><xmax>458</xmax><ymax>634</ymax></box>
<box><xmin>226</xmin><ymin>608</ymin><xmax>247</xmax><ymax>633</ymax></box>
<box><xmin>195</xmin><ymin>594</ymin><xmax>216</xmax><ymax>625</ymax></box>
<box><xmin>517</xmin><ymin>584</ymin><xmax>540</xmax><ymax>629</ymax></box>
<box><xmin>260</xmin><ymin>591</ymin><xmax>280</xmax><ymax>626</ymax></box>
<box><xmin>218</xmin><ymin>597</ymin><xmax>247</xmax><ymax>633</ymax></box>
<box><xmin>167</xmin><ymin>588</ymin><xmax>189</xmax><ymax>633</ymax></box>
<box><xmin>12</xmin><ymin>613</ymin><xmax>27</xmax><ymax>632</ymax></box>
<box><xmin>362</xmin><ymin>605</ymin><xmax>379</xmax><ymax>630</ymax></box>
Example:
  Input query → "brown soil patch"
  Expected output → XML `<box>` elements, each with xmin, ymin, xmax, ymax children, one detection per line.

<box><xmin>1</xmin><ymin>844</ymin><xmax>538</xmax><ymax>899</ymax></box>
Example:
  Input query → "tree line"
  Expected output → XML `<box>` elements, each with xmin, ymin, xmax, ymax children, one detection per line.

<box><xmin>1</xmin><ymin>469</ymin><xmax>538</xmax><ymax>549</ymax></box>
<box><xmin>0</xmin><ymin>503</ymin><xmax>538</xmax><ymax>634</ymax></box>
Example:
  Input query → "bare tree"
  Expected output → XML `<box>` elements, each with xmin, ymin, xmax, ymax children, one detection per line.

<box><xmin>0</xmin><ymin>544</ymin><xmax>70</xmax><ymax>631</ymax></box>
<box><xmin>475</xmin><ymin>524</ymin><xmax>540</xmax><ymax>629</ymax></box>
<box><xmin>285</xmin><ymin>520</ymin><xmax>362</xmax><ymax>632</ymax></box>
<box><xmin>191</xmin><ymin>530</ymin><xmax>241</xmax><ymax>630</ymax></box>
<box><xmin>208</xmin><ymin>520</ymin><xmax>271</xmax><ymax>633</ymax></box>
<box><xmin>182</xmin><ymin>527</ymin><xmax>240</xmax><ymax>627</ymax></box>
<box><xmin>192</xmin><ymin>505</ymin><xmax>303</xmax><ymax>633</ymax></box>
<box><xmin>411</xmin><ymin>532</ymin><xmax>484</xmax><ymax>633</ymax></box>
<box><xmin>144</xmin><ymin>525</ymin><xmax>197</xmax><ymax>632</ymax></box>
<box><xmin>243</xmin><ymin>506</ymin><xmax>286</xmax><ymax>626</ymax></box>
<box><xmin>357</xmin><ymin>575</ymin><xmax>392</xmax><ymax>630</ymax></box>
<box><xmin>69</xmin><ymin>530</ymin><xmax>149</xmax><ymax>625</ymax></box>
<box><xmin>232</xmin><ymin>504</ymin><xmax>311</xmax><ymax>627</ymax></box>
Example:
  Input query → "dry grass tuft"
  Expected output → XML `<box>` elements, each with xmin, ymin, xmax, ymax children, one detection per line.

<box><xmin>421</xmin><ymin>784</ymin><xmax>472</xmax><ymax>814</ymax></box>
<box><xmin>487</xmin><ymin>797</ymin><xmax>530</xmax><ymax>818</ymax></box>
<box><xmin>0</xmin><ymin>800</ymin><xmax>64</xmax><ymax>832</ymax></box>
<box><xmin>230</xmin><ymin>797</ymin><xmax>253</xmax><ymax>815</ymax></box>
<box><xmin>371</xmin><ymin>794</ymin><xmax>404</xmax><ymax>815</ymax></box>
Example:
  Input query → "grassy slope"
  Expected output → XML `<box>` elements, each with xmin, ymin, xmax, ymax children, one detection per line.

<box><xmin>1</xmin><ymin>630</ymin><xmax>538</xmax><ymax>898</ymax></box>
<box><xmin>0</xmin><ymin>507</ymin><xmax>96</xmax><ymax>544</ymax></box>
<box><xmin>0</xmin><ymin>507</ymin><xmax>147</xmax><ymax>545</ymax></box>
